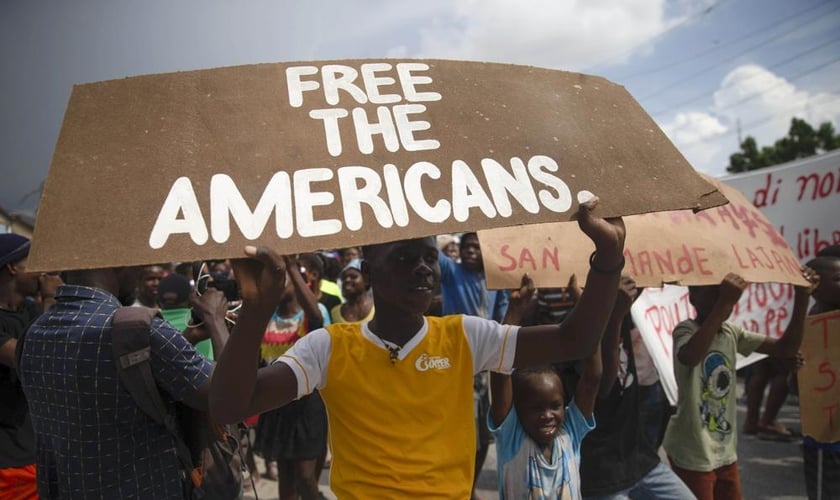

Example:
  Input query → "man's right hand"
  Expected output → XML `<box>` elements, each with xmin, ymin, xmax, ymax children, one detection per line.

<box><xmin>576</xmin><ymin>197</ymin><xmax>626</xmax><ymax>269</ymax></box>
<box><xmin>232</xmin><ymin>246</ymin><xmax>288</xmax><ymax>310</ymax></box>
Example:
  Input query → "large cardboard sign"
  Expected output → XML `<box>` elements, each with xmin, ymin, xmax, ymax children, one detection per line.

<box><xmin>798</xmin><ymin>310</ymin><xmax>840</xmax><ymax>443</ymax></box>
<box><xmin>29</xmin><ymin>59</ymin><xmax>725</xmax><ymax>272</ymax></box>
<box><xmin>480</xmin><ymin>176</ymin><xmax>807</xmax><ymax>289</ymax></box>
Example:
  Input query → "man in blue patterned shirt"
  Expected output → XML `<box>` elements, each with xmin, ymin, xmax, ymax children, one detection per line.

<box><xmin>17</xmin><ymin>265</ymin><xmax>226</xmax><ymax>499</ymax></box>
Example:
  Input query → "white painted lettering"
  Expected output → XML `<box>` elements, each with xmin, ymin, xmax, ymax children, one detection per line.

<box><xmin>148</xmin><ymin>177</ymin><xmax>209</xmax><ymax>249</ymax></box>
<box><xmin>337</xmin><ymin>166</ymin><xmax>394</xmax><ymax>230</ymax></box>
<box><xmin>527</xmin><ymin>155</ymin><xmax>572</xmax><ymax>213</ymax></box>
<box><xmin>404</xmin><ymin>161</ymin><xmax>451</xmax><ymax>223</ymax></box>
<box><xmin>309</xmin><ymin>108</ymin><xmax>349</xmax><ymax>157</ymax></box>
<box><xmin>452</xmin><ymin>160</ymin><xmax>497</xmax><ymax>222</ymax></box>
<box><xmin>393</xmin><ymin>104</ymin><xmax>439</xmax><ymax>152</ymax></box>
<box><xmin>322</xmin><ymin>65</ymin><xmax>368</xmax><ymax>106</ymax></box>
<box><xmin>209</xmin><ymin>172</ymin><xmax>293</xmax><ymax>243</ymax></box>
<box><xmin>396</xmin><ymin>63</ymin><xmax>442</xmax><ymax>102</ymax></box>
<box><xmin>383</xmin><ymin>164</ymin><xmax>410</xmax><ymax>227</ymax></box>
<box><xmin>293</xmin><ymin>168</ymin><xmax>342</xmax><ymax>237</ymax></box>
<box><xmin>360</xmin><ymin>63</ymin><xmax>401</xmax><ymax>104</ymax></box>
<box><xmin>286</xmin><ymin>66</ymin><xmax>320</xmax><ymax>108</ymax></box>
<box><xmin>353</xmin><ymin>107</ymin><xmax>400</xmax><ymax>155</ymax></box>
<box><xmin>481</xmin><ymin>157</ymin><xmax>539</xmax><ymax>217</ymax></box>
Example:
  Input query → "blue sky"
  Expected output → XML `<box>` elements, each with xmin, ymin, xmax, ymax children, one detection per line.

<box><xmin>2</xmin><ymin>0</ymin><xmax>838</xmax><ymax>214</ymax></box>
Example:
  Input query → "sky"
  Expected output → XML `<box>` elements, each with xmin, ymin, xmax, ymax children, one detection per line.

<box><xmin>1</xmin><ymin>0</ymin><xmax>839</xmax><ymax>215</ymax></box>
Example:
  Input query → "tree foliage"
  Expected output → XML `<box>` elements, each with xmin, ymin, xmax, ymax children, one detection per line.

<box><xmin>726</xmin><ymin>118</ymin><xmax>840</xmax><ymax>173</ymax></box>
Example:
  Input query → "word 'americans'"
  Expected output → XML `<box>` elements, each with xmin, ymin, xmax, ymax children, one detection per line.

<box><xmin>149</xmin><ymin>62</ymin><xmax>589</xmax><ymax>249</ymax></box>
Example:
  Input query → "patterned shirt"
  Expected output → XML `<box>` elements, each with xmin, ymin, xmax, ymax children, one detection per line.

<box><xmin>18</xmin><ymin>285</ymin><xmax>213</xmax><ymax>499</ymax></box>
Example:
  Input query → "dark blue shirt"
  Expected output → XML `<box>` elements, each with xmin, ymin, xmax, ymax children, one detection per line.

<box><xmin>439</xmin><ymin>251</ymin><xmax>509</xmax><ymax>322</ymax></box>
<box><xmin>18</xmin><ymin>285</ymin><xmax>213</xmax><ymax>499</ymax></box>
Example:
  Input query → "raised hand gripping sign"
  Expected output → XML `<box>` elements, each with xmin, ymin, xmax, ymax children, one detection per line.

<box><xmin>29</xmin><ymin>59</ymin><xmax>724</xmax><ymax>272</ymax></box>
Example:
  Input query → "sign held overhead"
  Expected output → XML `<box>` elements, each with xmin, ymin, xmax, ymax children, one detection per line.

<box><xmin>30</xmin><ymin>59</ymin><xmax>725</xmax><ymax>272</ymax></box>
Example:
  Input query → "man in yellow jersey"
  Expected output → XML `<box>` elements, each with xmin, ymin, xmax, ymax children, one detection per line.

<box><xmin>210</xmin><ymin>197</ymin><xmax>625</xmax><ymax>499</ymax></box>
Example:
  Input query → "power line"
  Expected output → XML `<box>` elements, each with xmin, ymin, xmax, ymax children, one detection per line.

<box><xmin>649</xmin><ymin>36</ymin><xmax>840</xmax><ymax>116</ymax></box>
<box><xmin>635</xmin><ymin>3</ymin><xmax>840</xmax><ymax>102</ymax></box>
<box><xmin>614</xmin><ymin>0</ymin><xmax>834</xmax><ymax>81</ymax></box>
<box><xmin>580</xmin><ymin>0</ymin><xmax>729</xmax><ymax>73</ymax></box>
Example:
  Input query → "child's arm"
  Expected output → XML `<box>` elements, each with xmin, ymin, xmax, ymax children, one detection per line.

<box><xmin>513</xmin><ymin>197</ymin><xmax>625</xmax><ymax>368</ymax></box>
<box><xmin>754</xmin><ymin>266</ymin><xmax>819</xmax><ymax>358</ymax></box>
<box><xmin>285</xmin><ymin>255</ymin><xmax>324</xmax><ymax>330</ymax></box>
<box><xmin>598</xmin><ymin>275</ymin><xmax>637</xmax><ymax>398</ymax></box>
<box><xmin>678</xmin><ymin>273</ymin><xmax>745</xmax><ymax>366</ymax></box>
<box><xmin>490</xmin><ymin>275</ymin><xmax>537</xmax><ymax>427</ymax></box>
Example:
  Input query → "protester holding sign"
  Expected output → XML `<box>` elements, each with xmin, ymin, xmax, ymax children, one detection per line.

<box><xmin>801</xmin><ymin>246</ymin><xmax>840</xmax><ymax>500</ymax></box>
<box><xmin>209</xmin><ymin>198</ymin><xmax>625</xmax><ymax>498</ymax></box>
<box><xmin>580</xmin><ymin>275</ymin><xmax>696</xmax><ymax>500</ymax></box>
<box><xmin>662</xmin><ymin>269</ymin><xmax>818</xmax><ymax>500</ymax></box>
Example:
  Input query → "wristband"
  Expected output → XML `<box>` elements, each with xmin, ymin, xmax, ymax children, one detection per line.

<box><xmin>589</xmin><ymin>251</ymin><xmax>625</xmax><ymax>275</ymax></box>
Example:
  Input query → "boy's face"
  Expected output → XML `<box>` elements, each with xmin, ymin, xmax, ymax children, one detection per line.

<box><xmin>514</xmin><ymin>372</ymin><xmax>566</xmax><ymax>447</ymax></box>
<box><xmin>460</xmin><ymin>234</ymin><xmax>482</xmax><ymax>272</ymax></box>
<box><xmin>365</xmin><ymin>237</ymin><xmax>439</xmax><ymax>315</ymax></box>
<box><xmin>814</xmin><ymin>259</ymin><xmax>840</xmax><ymax>308</ymax></box>
<box><xmin>688</xmin><ymin>284</ymin><xmax>719</xmax><ymax>318</ymax></box>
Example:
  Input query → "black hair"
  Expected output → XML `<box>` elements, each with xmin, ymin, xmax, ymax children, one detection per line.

<box><xmin>322</xmin><ymin>253</ymin><xmax>342</xmax><ymax>282</ymax></box>
<box><xmin>511</xmin><ymin>365</ymin><xmax>564</xmax><ymax>398</ymax></box>
<box><xmin>817</xmin><ymin>245</ymin><xmax>840</xmax><ymax>259</ymax></box>
<box><xmin>298</xmin><ymin>253</ymin><xmax>324</xmax><ymax>278</ymax></box>
<box><xmin>807</xmin><ymin>255</ymin><xmax>840</xmax><ymax>275</ymax></box>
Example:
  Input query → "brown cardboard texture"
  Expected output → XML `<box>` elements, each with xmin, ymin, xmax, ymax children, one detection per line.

<box><xmin>29</xmin><ymin>59</ymin><xmax>726</xmax><ymax>272</ymax></box>
<box><xmin>798</xmin><ymin>310</ymin><xmax>840</xmax><ymax>443</ymax></box>
<box><xmin>480</xmin><ymin>175</ymin><xmax>808</xmax><ymax>289</ymax></box>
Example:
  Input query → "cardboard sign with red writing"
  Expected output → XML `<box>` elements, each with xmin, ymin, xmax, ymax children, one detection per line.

<box><xmin>798</xmin><ymin>310</ymin><xmax>840</xmax><ymax>443</ymax></box>
<box><xmin>480</xmin><ymin>175</ymin><xmax>807</xmax><ymax>289</ymax></box>
<box><xmin>28</xmin><ymin>59</ymin><xmax>725</xmax><ymax>272</ymax></box>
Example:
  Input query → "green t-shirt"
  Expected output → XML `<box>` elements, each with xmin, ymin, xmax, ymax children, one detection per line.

<box><xmin>159</xmin><ymin>308</ymin><xmax>214</xmax><ymax>360</ymax></box>
<box><xmin>663</xmin><ymin>319</ymin><xmax>765</xmax><ymax>471</ymax></box>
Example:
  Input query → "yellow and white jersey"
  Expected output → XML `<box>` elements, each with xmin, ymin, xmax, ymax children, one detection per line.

<box><xmin>277</xmin><ymin>314</ymin><xmax>519</xmax><ymax>499</ymax></box>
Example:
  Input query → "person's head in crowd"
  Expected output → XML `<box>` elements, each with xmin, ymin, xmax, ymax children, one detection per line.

<box><xmin>511</xmin><ymin>365</ymin><xmax>566</xmax><ymax>447</ymax></box>
<box><xmin>135</xmin><ymin>264</ymin><xmax>164</xmax><ymax>307</ymax></box>
<box><xmin>437</xmin><ymin>234</ymin><xmax>460</xmax><ymax>261</ymax></box>
<box><xmin>173</xmin><ymin>261</ymin><xmax>195</xmax><ymax>284</ymax></box>
<box><xmin>687</xmin><ymin>283</ymin><xmax>721</xmax><ymax>323</ymax></box>
<box><xmin>807</xmin><ymin>251</ymin><xmax>840</xmax><ymax>313</ymax></box>
<box><xmin>817</xmin><ymin>244</ymin><xmax>840</xmax><ymax>259</ymax></box>
<box><xmin>459</xmin><ymin>232</ymin><xmax>482</xmax><ymax>272</ymax></box>
<box><xmin>298</xmin><ymin>253</ymin><xmax>324</xmax><ymax>292</ymax></box>
<box><xmin>157</xmin><ymin>273</ymin><xmax>192</xmax><ymax>310</ymax></box>
<box><xmin>0</xmin><ymin>233</ymin><xmax>38</xmax><ymax>299</ymax></box>
<box><xmin>211</xmin><ymin>260</ymin><xmax>231</xmax><ymax>278</ymax></box>
<box><xmin>362</xmin><ymin>237</ymin><xmax>439</xmax><ymax>317</ymax></box>
<box><xmin>339</xmin><ymin>259</ymin><xmax>369</xmax><ymax>299</ymax></box>
<box><xmin>61</xmin><ymin>266</ymin><xmax>145</xmax><ymax>306</ymax></box>
<box><xmin>339</xmin><ymin>247</ymin><xmax>362</xmax><ymax>268</ymax></box>
<box><xmin>322</xmin><ymin>252</ymin><xmax>342</xmax><ymax>282</ymax></box>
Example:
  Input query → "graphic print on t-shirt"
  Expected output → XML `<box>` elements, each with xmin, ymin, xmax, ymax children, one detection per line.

<box><xmin>699</xmin><ymin>351</ymin><xmax>733</xmax><ymax>434</ymax></box>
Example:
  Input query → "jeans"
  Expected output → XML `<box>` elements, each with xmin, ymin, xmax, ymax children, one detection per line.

<box><xmin>585</xmin><ymin>462</ymin><xmax>697</xmax><ymax>500</ymax></box>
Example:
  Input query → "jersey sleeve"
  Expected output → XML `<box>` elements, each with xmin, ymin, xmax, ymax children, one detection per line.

<box><xmin>148</xmin><ymin>316</ymin><xmax>214</xmax><ymax>402</ymax></box>
<box><xmin>462</xmin><ymin>315</ymin><xmax>519</xmax><ymax>374</ymax></box>
<box><xmin>487</xmin><ymin>404</ymin><xmax>524</xmax><ymax>467</ymax></box>
<box><xmin>275</xmin><ymin>328</ymin><xmax>332</xmax><ymax>398</ymax></box>
<box><xmin>672</xmin><ymin>320</ymin><xmax>697</xmax><ymax>359</ymax></box>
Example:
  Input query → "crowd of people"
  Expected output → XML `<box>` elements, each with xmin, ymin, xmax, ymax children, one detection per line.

<box><xmin>1</xmin><ymin>201</ymin><xmax>838</xmax><ymax>499</ymax></box>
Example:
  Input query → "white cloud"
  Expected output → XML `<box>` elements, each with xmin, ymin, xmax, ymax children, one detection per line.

<box><xmin>658</xmin><ymin>64</ymin><xmax>840</xmax><ymax>177</ymax></box>
<box><xmin>410</xmin><ymin>0</ymin><xmax>684</xmax><ymax>70</ymax></box>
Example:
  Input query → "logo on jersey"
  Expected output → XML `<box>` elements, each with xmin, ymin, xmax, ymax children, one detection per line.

<box><xmin>415</xmin><ymin>353</ymin><xmax>451</xmax><ymax>371</ymax></box>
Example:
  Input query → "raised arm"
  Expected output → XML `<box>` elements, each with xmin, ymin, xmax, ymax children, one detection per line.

<box><xmin>285</xmin><ymin>255</ymin><xmax>324</xmax><ymax>330</ymax></box>
<box><xmin>209</xmin><ymin>247</ymin><xmax>300</xmax><ymax>424</ymax></box>
<box><xmin>755</xmin><ymin>266</ymin><xmax>819</xmax><ymax>358</ymax></box>
<box><xmin>491</xmin><ymin>274</ymin><xmax>536</xmax><ymax>427</ymax></box>
<box><xmin>598</xmin><ymin>276</ymin><xmax>638</xmax><ymax>398</ymax></box>
<box><xmin>513</xmin><ymin>197</ymin><xmax>626</xmax><ymax>368</ymax></box>
<box><xmin>678</xmin><ymin>273</ymin><xmax>745</xmax><ymax>366</ymax></box>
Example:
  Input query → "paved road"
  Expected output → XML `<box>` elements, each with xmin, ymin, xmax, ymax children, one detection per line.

<box><xmin>246</xmin><ymin>379</ymin><xmax>809</xmax><ymax>499</ymax></box>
